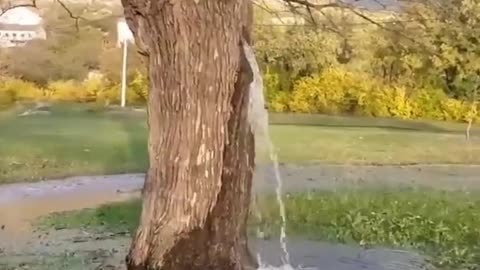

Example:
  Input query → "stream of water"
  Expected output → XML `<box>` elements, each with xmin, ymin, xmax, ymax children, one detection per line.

<box><xmin>243</xmin><ymin>41</ymin><xmax>303</xmax><ymax>269</ymax></box>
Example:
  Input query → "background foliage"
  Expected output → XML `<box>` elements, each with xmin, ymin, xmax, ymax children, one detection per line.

<box><xmin>2</xmin><ymin>1</ymin><xmax>480</xmax><ymax>123</ymax></box>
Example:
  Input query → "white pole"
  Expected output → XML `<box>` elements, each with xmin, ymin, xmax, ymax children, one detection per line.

<box><xmin>120</xmin><ymin>39</ymin><xmax>128</xmax><ymax>107</ymax></box>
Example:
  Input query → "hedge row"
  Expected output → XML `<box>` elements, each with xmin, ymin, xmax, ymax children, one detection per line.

<box><xmin>0</xmin><ymin>72</ymin><xmax>148</xmax><ymax>106</ymax></box>
<box><xmin>266</xmin><ymin>68</ymin><xmax>479</xmax><ymax>122</ymax></box>
<box><xmin>2</xmin><ymin>68</ymin><xmax>478</xmax><ymax>123</ymax></box>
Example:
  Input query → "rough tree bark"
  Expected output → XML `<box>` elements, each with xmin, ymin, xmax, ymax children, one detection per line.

<box><xmin>121</xmin><ymin>1</ymin><xmax>257</xmax><ymax>269</ymax></box>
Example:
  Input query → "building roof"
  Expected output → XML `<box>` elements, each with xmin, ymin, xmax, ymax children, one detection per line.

<box><xmin>0</xmin><ymin>7</ymin><xmax>42</xmax><ymax>25</ymax></box>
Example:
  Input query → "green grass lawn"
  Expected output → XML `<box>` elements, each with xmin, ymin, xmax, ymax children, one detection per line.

<box><xmin>0</xmin><ymin>105</ymin><xmax>148</xmax><ymax>183</ymax></box>
<box><xmin>39</xmin><ymin>190</ymin><xmax>480</xmax><ymax>269</ymax></box>
<box><xmin>1</xmin><ymin>104</ymin><xmax>480</xmax><ymax>183</ymax></box>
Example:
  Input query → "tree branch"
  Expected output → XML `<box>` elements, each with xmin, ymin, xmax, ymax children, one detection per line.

<box><xmin>277</xmin><ymin>0</ymin><xmax>446</xmax><ymax>60</ymax></box>
<box><xmin>55</xmin><ymin>0</ymin><xmax>82</xmax><ymax>30</ymax></box>
<box><xmin>0</xmin><ymin>0</ymin><xmax>86</xmax><ymax>31</ymax></box>
<box><xmin>283</xmin><ymin>0</ymin><xmax>343</xmax><ymax>10</ymax></box>
<box><xmin>253</xmin><ymin>0</ymin><xmax>288</xmax><ymax>25</ymax></box>
<box><xmin>0</xmin><ymin>0</ymin><xmax>37</xmax><ymax>16</ymax></box>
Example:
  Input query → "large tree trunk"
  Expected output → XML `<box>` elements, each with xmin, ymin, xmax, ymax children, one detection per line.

<box><xmin>121</xmin><ymin>1</ymin><xmax>257</xmax><ymax>269</ymax></box>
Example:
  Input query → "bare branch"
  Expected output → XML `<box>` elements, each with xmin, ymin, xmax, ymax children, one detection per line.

<box><xmin>0</xmin><ymin>0</ymin><xmax>37</xmax><ymax>16</ymax></box>
<box><xmin>283</xmin><ymin>0</ymin><xmax>343</xmax><ymax>10</ymax></box>
<box><xmin>276</xmin><ymin>0</ymin><xmax>445</xmax><ymax>60</ymax></box>
<box><xmin>304</xmin><ymin>4</ymin><xmax>317</xmax><ymax>26</ymax></box>
<box><xmin>0</xmin><ymin>0</ymin><xmax>94</xmax><ymax>32</ymax></box>
<box><xmin>316</xmin><ymin>7</ymin><xmax>342</xmax><ymax>35</ymax></box>
<box><xmin>253</xmin><ymin>0</ymin><xmax>288</xmax><ymax>25</ymax></box>
<box><xmin>55</xmin><ymin>0</ymin><xmax>83</xmax><ymax>30</ymax></box>
<box><xmin>370</xmin><ymin>0</ymin><xmax>387</xmax><ymax>9</ymax></box>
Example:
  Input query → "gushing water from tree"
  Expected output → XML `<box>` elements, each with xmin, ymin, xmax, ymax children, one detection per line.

<box><xmin>243</xmin><ymin>41</ymin><xmax>292</xmax><ymax>269</ymax></box>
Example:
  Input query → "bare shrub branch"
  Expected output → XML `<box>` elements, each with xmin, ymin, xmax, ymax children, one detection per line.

<box><xmin>0</xmin><ymin>0</ymin><xmax>37</xmax><ymax>16</ymax></box>
<box><xmin>0</xmin><ymin>0</ymin><xmax>88</xmax><ymax>30</ymax></box>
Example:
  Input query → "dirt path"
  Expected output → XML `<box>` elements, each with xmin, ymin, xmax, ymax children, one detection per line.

<box><xmin>2</xmin><ymin>163</ymin><xmax>479</xmax><ymax>204</ymax></box>
<box><xmin>255</xmin><ymin>163</ymin><xmax>480</xmax><ymax>193</ymax></box>
<box><xmin>1</xmin><ymin>164</ymin><xmax>479</xmax><ymax>269</ymax></box>
<box><xmin>0</xmin><ymin>174</ymin><xmax>142</xmax><ymax>238</ymax></box>
<box><xmin>2</xmin><ymin>164</ymin><xmax>479</xmax><ymax>233</ymax></box>
<box><xmin>1</xmin><ymin>164</ymin><xmax>480</xmax><ymax>237</ymax></box>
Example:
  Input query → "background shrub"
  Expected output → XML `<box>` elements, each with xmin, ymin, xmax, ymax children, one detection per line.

<box><xmin>1</xmin><ymin>67</ymin><xmax>479</xmax><ymax>124</ymax></box>
<box><xmin>82</xmin><ymin>78</ymin><xmax>109</xmax><ymax>103</ymax></box>
<box><xmin>48</xmin><ymin>80</ymin><xmax>86</xmax><ymax>102</ymax></box>
<box><xmin>128</xmin><ymin>71</ymin><xmax>148</xmax><ymax>104</ymax></box>
<box><xmin>285</xmin><ymin>68</ymin><xmax>479</xmax><ymax>122</ymax></box>
<box><xmin>0</xmin><ymin>79</ymin><xmax>44</xmax><ymax>105</ymax></box>
<box><xmin>409</xmin><ymin>87</ymin><xmax>446</xmax><ymax>120</ymax></box>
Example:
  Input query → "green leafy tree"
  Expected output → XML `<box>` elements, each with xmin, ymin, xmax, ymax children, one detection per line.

<box><xmin>402</xmin><ymin>0</ymin><xmax>480</xmax><ymax>98</ymax></box>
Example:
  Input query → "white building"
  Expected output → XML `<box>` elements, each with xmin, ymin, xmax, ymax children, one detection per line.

<box><xmin>0</xmin><ymin>7</ymin><xmax>46</xmax><ymax>47</ymax></box>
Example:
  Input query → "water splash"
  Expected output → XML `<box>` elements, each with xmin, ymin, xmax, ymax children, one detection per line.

<box><xmin>243</xmin><ymin>40</ymin><xmax>291</xmax><ymax>267</ymax></box>
<box><xmin>257</xmin><ymin>263</ymin><xmax>297</xmax><ymax>270</ymax></box>
<box><xmin>257</xmin><ymin>254</ymin><xmax>317</xmax><ymax>270</ymax></box>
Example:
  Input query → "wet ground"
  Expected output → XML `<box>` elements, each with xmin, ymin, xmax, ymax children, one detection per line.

<box><xmin>0</xmin><ymin>229</ymin><xmax>436</xmax><ymax>270</ymax></box>
<box><xmin>1</xmin><ymin>164</ymin><xmax>479</xmax><ymax>269</ymax></box>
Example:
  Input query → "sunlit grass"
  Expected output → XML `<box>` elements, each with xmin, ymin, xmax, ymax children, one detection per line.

<box><xmin>39</xmin><ymin>190</ymin><xmax>480</xmax><ymax>269</ymax></box>
<box><xmin>1</xmin><ymin>104</ymin><xmax>480</xmax><ymax>183</ymax></box>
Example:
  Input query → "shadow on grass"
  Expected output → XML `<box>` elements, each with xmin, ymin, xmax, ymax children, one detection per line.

<box><xmin>269</xmin><ymin>113</ymin><xmax>476</xmax><ymax>135</ymax></box>
<box><xmin>51</xmin><ymin>106</ymin><xmax>148</xmax><ymax>178</ymax></box>
<box><xmin>112</xmin><ymin>106</ymin><xmax>148</xmax><ymax>181</ymax></box>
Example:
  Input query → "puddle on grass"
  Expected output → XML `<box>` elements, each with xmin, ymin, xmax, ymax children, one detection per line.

<box><xmin>0</xmin><ymin>177</ymin><xmax>437</xmax><ymax>270</ymax></box>
<box><xmin>0</xmin><ymin>189</ymin><xmax>139</xmax><ymax>240</ymax></box>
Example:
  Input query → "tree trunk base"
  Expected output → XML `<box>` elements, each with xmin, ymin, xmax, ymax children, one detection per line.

<box><xmin>127</xmin><ymin>228</ymin><xmax>257</xmax><ymax>270</ymax></box>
